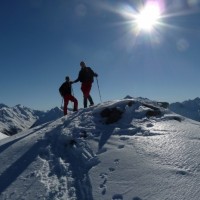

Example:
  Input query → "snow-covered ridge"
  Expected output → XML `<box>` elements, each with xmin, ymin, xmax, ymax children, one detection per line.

<box><xmin>1</xmin><ymin>96</ymin><xmax>199</xmax><ymax>137</ymax></box>
<box><xmin>0</xmin><ymin>97</ymin><xmax>200</xmax><ymax>199</ymax></box>
<box><xmin>0</xmin><ymin>104</ymin><xmax>63</xmax><ymax>136</ymax></box>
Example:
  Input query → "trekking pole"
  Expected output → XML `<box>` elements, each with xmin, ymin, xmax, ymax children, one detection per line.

<box><xmin>71</xmin><ymin>85</ymin><xmax>74</xmax><ymax>108</ymax></box>
<box><xmin>96</xmin><ymin>77</ymin><xmax>102</xmax><ymax>103</ymax></box>
<box><xmin>61</xmin><ymin>98</ymin><xmax>64</xmax><ymax>110</ymax></box>
<box><xmin>71</xmin><ymin>85</ymin><xmax>74</xmax><ymax>97</ymax></box>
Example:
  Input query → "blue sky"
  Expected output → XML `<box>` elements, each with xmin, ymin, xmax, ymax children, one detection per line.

<box><xmin>1</xmin><ymin>0</ymin><xmax>200</xmax><ymax>110</ymax></box>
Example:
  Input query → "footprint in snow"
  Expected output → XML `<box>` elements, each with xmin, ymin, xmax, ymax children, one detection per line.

<box><xmin>99</xmin><ymin>161</ymin><xmax>119</xmax><ymax>196</ymax></box>
<box><xmin>112</xmin><ymin>194</ymin><xmax>123</xmax><ymax>200</ymax></box>
<box><xmin>99</xmin><ymin>173</ymin><xmax>108</xmax><ymax>195</ymax></box>
<box><xmin>99</xmin><ymin>172</ymin><xmax>108</xmax><ymax>179</ymax></box>
<box><xmin>190</xmin><ymin>137</ymin><xmax>200</xmax><ymax>141</ymax></box>
<box><xmin>176</xmin><ymin>170</ymin><xmax>188</xmax><ymax>175</ymax></box>
<box><xmin>146</xmin><ymin>123</ymin><xmax>154</xmax><ymax>127</ymax></box>
<box><xmin>109</xmin><ymin>167</ymin><xmax>115</xmax><ymax>172</ymax></box>
<box><xmin>119</xmin><ymin>136</ymin><xmax>130</xmax><ymax>141</ymax></box>
<box><xmin>114</xmin><ymin>159</ymin><xmax>120</xmax><ymax>164</ymax></box>
<box><xmin>99</xmin><ymin>178</ymin><xmax>107</xmax><ymax>188</ymax></box>
<box><xmin>118</xmin><ymin>144</ymin><xmax>125</xmax><ymax>149</ymax></box>
<box><xmin>132</xmin><ymin>197</ymin><xmax>142</xmax><ymax>200</ymax></box>
<box><xmin>101</xmin><ymin>187</ymin><xmax>107</xmax><ymax>195</ymax></box>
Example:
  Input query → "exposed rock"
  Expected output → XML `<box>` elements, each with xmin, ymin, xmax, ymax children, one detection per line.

<box><xmin>157</xmin><ymin>102</ymin><xmax>169</xmax><ymax>109</ymax></box>
<box><xmin>100</xmin><ymin>107</ymin><xmax>123</xmax><ymax>124</ymax></box>
<box><xmin>146</xmin><ymin>110</ymin><xmax>162</xmax><ymax>118</ymax></box>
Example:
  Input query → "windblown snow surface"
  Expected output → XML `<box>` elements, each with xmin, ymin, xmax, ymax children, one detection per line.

<box><xmin>0</xmin><ymin>132</ymin><xmax>7</xmax><ymax>140</ymax></box>
<box><xmin>0</xmin><ymin>98</ymin><xmax>200</xmax><ymax>200</ymax></box>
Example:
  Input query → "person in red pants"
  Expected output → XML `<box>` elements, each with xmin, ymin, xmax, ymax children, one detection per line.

<box><xmin>72</xmin><ymin>61</ymin><xmax>98</xmax><ymax>108</ymax></box>
<box><xmin>59</xmin><ymin>76</ymin><xmax>78</xmax><ymax>115</ymax></box>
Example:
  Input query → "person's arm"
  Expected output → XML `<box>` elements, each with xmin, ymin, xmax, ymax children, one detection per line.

<box><xmin>89</xmin><ymin>67</ymin><xmax>98</xmax><ymax>77</ymax></box>
<box><xmin>73</xmin><ymin>78</ymin><xmax>80</xmax><ymax>83</ymax></box>
<box><xmin>72</xmin><ymin>71</ymin><xmax>82</xmax><ymax>83</ymax></box>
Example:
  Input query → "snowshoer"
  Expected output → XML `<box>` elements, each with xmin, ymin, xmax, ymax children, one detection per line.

<box><xmin>59</xmin><ymin>76</ymin><xmax>78</xmax><ymax>115</ymax></box>
<box><xmin>72</xmin><ymin>61</ymin><xmax>98</xmax><ymax>108</ymax></box>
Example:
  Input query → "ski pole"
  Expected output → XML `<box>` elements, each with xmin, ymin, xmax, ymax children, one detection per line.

<box><xmin>71</xmin><ymin>85</ymin><xmax>75</xmax><ymax>108</ymax></box>
<box><xmin>61</xmin><ymin>98</ymin><xmax>63</xmax><ymax>109</ymax></box>
<box><xmin>96</xmin><ymin>77</ymin><xmax>102</xmax><ymax>103</ymax></box>
<box><xmin>71</xmin><ymin>85</ymin><xmax>74</xmax><ymax>97</ymax></box>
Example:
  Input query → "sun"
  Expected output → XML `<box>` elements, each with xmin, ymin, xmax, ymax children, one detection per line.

<box><xmin>136</xmin><ymin>2</ymin><xmax>161</xmax><ymax>31</ymax></box>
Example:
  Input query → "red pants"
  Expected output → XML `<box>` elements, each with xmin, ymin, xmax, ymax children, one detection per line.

<box><xmin>64</xmin><ymin>94</ymin><xmax>78</xmax><ymax>115</ymax></box>
<box><xmin>81</xmin><ymin>82</ymin><xmax>92</xmax><ymax>98</ymax></box>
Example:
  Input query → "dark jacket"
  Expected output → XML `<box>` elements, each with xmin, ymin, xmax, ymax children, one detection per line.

<box><xmin>59</xmin><ymin>81</ymin><xmax>72</xmax><ymax>97</ymax></box>
<box><xmin>74</xmin><ymin>67</ymin><xmax>97</xmax><ymax>83</ymax></box>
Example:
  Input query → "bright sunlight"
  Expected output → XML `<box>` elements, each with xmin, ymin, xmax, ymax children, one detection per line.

<box><xmin>136</xmin><ymin>2</ymin><xmax>161</xmax><ymax>31</ymax></box>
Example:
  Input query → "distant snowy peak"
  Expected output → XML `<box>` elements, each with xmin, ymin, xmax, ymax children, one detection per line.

<box><xmin>32</xmin><ymin>107</ymin><xmax>63</xmax><ymax>127</ymax></box>
<box><xmin>0</xmin><ymin>104</ymin><xmax>63</xmax><ymax>136</ymax></box>
<box><xmin>170</xmin><ymin>97</ymin><xmax>200</xmax><ymax>122</ymax></box>
<box><xmin>172</xmin><ymin>97</ymin><xmax>200</xmax><ymax>109</ymax></box>
<box><xmin>183</xmin><ymin>97</ymin><xmax>200</xmax><ymax>106</ymax></box>
<box><xmin>13</xmin><ymin>104</ymin><xmax>37</xmax><ymax>120</ymax></box>
<box><xmin>0</xmin><ymin>105</ymin><xmax>38</xmax><ymax>136</ymax></box>
<box><xmin>48</xmin><ymin>107</ymin><xmax>63</xmax><ymax>114</ymax></box>
<box><xmin>0</xmin><ymin>103</ymin><xmax>8</xmax><ymax>109</ymax></box>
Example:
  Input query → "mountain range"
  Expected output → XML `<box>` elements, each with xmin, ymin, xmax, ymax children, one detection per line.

<box><xmin>0</xmin><ymin>97</ymin><xmax>200</xmax><ymax>138</ymax></box>
<box><xmin>169</xmin><ymin>97</ymin><xmax>200</xmax><ymax>122</ymax></box>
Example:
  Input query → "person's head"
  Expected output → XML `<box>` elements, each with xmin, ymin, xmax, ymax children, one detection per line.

<box><xmin>80</xmin><ymin>61</ymin><xmax>86</xmax><ymax>68</ymax></box>
<box><xmin>65</xmin><ymin>76</ymin><xmax>70</xmax><ymax>82</ymax></box>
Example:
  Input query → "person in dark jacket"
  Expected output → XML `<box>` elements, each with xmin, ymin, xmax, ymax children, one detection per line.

<box><xmin>59</xmin><ymin>76</ymin><xmax>78</xmax><ymax>115</ymax></box>
<box><xmin>72</xmin><ymin>61</ymin><xmax>98</xmax><ymax>108</ymax></box>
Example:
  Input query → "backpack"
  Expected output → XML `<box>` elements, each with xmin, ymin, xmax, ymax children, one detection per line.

<box><xmin>86</xmin><ymin>67</ymin><xmax>94</xmax><ymax>81</ymax></box>
<box><xmin>59</xmin><ymin>84</ymin><xmax>65</xmax><ymax>97</ymax></box>
<box><xmin>80</xmin><ymin>67</ymin><xmax>95</xmax><ymax>82</ymax></box>
<box><xmin>59</xmin><ymin>82</ymin><xmax>71</xmax><ymax>97</ymax></box>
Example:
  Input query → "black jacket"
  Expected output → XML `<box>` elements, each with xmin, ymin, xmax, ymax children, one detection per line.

<box><xmin>74</xmin><ymin>67</ymin><xmax>97</xmax><ymax>83</ymax></box>
<box><xmin>59</xmin><ymin>81</ymin><xmax>72</xmax><ymax>97</ymax></box>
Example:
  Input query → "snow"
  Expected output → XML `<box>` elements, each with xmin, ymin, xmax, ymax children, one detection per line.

<box><xmin>0</xmin><ymin>97</ymin><xmax>200</xmax><ymax>200</ymax></box>
<box><xmin>0</xmin><ymin>132</ymin><xmax>8</xmax><ymax>140</ymax></box>
<box><xmin>0</xmin><ymin>104</ymin><xmax>38</xmax><ymax>135</ymax></box>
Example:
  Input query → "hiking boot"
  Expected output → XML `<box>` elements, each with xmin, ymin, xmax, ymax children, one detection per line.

<box><xmin>84</xmin><ymin>97</ymin><xmax>87</xmax><ymax>108</ymax></box>
<box><xmin>88</xmin><ymin>95</ymin><xmax>94</xmax><ymax>106</ymax></box>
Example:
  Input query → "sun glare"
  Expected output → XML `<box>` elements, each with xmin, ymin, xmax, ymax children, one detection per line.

<box><xmin>136</xmin><ymin>2</ymin><xmax>161</xmax><ymax>31</ymax></box>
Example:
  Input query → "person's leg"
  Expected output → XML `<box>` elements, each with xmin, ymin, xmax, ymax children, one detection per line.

<box><xmin>81</xmin><ymin>82</ymin><xmax>92</xmax><ymax>108</ymax></box>
<box><xmin>83</xmin><ymin>96</ymin><xmax>87</xmax><ymax>108</ymax></box>
<box><xmin>81</xmin><ymin>83</ymin><xmax>89</xmax><ymax>108</ymax></box>
<box><xmin>69</xmin><ymin>95</ymin><xmax>78</xmax><ymax>111</ymax></box>
<box><xmin>86</xmin><ymin>83</ymin><xmax>94</xmax><ymax>106</ymax></box>
<box><xmin>63</xmin><ymin>95</ymin><xmax>70</xmax><ymax>115</ymax></box>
